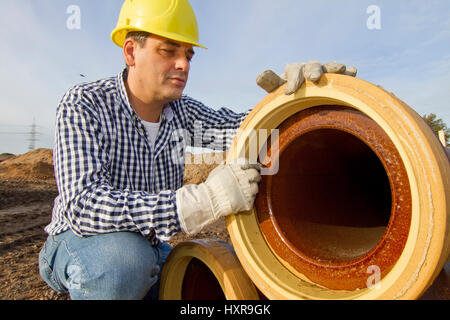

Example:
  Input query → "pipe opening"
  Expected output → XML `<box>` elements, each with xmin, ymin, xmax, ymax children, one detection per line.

<box><xmin>181</xmin><ymin>258</ymin><xmax>225</xmax><ymax>300</ymax></box>
<box><xmin>256</xmin><ymin>106</ymin><xmax>412</xmax><ymax>289</ymax></box>
<box><xmin>270</xmin><ymin>128</ymin><xmax>392</xmax><ymax>263</ymax></box>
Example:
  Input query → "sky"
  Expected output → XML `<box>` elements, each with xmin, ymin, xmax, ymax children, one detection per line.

<box><xmin>0</xmin><ymin>0</ymin><xmax>449</xmax><ymax>154</ymax></box>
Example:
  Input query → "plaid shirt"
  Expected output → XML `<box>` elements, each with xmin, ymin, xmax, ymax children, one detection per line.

<box><xmin>44</xmin><ymin>70</ymin><xmax>249</xmax><ymax>245</ymax></box>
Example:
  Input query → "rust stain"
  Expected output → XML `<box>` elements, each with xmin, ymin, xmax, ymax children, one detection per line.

<box><xmin>256</xmin><ymin>105</ymin><xmax>412</xmax><ymax>291</ymax></box>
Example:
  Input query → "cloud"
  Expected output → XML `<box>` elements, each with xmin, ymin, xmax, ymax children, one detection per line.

<box><xmin>420</xmin><ymin>29</ymin><xmax>450</xmax><ymax>47</ymax></box>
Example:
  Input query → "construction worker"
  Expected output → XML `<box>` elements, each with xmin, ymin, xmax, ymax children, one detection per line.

<box><xmin>38</xmin><ymin>0</ymin><xmax>356</xmax><ymax>300</ymax></box>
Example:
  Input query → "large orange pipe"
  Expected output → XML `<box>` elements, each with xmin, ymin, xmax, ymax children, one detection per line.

<box><xmin>226</xmin><ymin>74</ymin><xmax>450</xmax><ymax>299</ymax></box>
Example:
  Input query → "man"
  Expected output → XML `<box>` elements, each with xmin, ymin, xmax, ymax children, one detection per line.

<box><xmin>39</xmin><ymin>0</ymin><xmax>356</xmax><ymax>300</ymax></box>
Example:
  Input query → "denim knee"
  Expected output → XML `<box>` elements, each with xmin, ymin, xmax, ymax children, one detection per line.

<box><xmin>40</xmin><ymin>230</ymin><xmax>163</xmax><ymax>300</ymax></box>
<box><xmin>72</xmin><ymin>232</ymin><xmax>161</xmax><ymax>300</ymax></box>
<box><xmin>90</xmin><ymin>246</ymin><xmax>160</xmax><ymax>299</ymax></box>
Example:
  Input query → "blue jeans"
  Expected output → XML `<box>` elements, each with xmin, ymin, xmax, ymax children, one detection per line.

<box><xmin>38</xmin><ymin>230</ymin><xmax>172</xmax><ymax>300</ymax></box>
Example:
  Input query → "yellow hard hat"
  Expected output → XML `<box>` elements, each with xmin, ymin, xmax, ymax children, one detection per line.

<box><xmin>111</xmin><ymin>0</ymin><xmax>207</xmax><ymax>49</ymax></box>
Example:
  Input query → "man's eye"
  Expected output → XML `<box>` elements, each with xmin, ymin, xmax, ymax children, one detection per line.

<box><xmin>161</xmin><ymin>49</ymin><xmax>174</xmax><ymax>54</ymax></box>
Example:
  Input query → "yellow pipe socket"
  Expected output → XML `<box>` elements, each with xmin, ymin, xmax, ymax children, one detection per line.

<box><xmin>225</xmin><ymin>74</ymin><xmax>450</xmax><ymax>299</ymax></box>
<box><xmin>159</xmin><ymin>239</ymin><xmax>260</xmax><ymax>300</ymax></box>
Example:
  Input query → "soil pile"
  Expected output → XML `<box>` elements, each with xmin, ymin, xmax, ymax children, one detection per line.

<box><xmin>183</xmin><ymin>152</ymin><xmax>224</xmax><ymax>185</ymax></box>
<box><xmin>0</xmin><ymin>153</ymin><xmax>15</xmax><ymax>163</ymax></box>
<box><xmin>0</xmin><ymin>149</ymin><xmax>55</xmax><ymax>183</ymax></box>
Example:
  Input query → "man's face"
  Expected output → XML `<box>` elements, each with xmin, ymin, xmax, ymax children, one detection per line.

<box><xmin>127</xmin><ymin>34</ymin><xmax>195</xmax><ymax>104</ymax></box>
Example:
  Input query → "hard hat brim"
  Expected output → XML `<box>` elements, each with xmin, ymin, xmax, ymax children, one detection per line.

<box><xmin>111</xmin><ymin>27</ymin><xmax>208</xmax><ymax>50</ymax></box>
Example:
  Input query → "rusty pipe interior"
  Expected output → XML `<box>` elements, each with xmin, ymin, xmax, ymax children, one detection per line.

<box><xmin>256</xmin><ymin>106</ymin><xmax>411</xmax><ymax>290</ymax></box>
<box><xmin>180</xmin><ymin>256</ymin><xmax>267</xmax><ymax>300</ymax></box>
<box><xmin>181</xmin><ymin>258</ymin><xmax>226</xmax><ymax>300</ymax></box>
<box><xmin>271</xmin><ymin>128</ymin><xmax>391</xmax><ymax>262</ymax></box>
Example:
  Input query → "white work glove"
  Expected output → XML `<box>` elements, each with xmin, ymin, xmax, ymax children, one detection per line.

<box><xmin>256</xmin><ymin>61</ymin><xmax>357</xmax><ymax>95</ymax></box>
<box><xmin>176</xmin><ymin>159</ymin><xmax>261</xmax><ymax>235</ymax></box>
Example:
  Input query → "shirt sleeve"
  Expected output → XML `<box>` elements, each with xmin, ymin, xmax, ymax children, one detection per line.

<box><xmin>183</xmin><ymin>96</ymin><xmax>251</xmax><ymax>151</ymax></box>
<box><xmin>54</xmin><ymin>86</ymin><xmax>181</xmax><ymax>242</ymax></box>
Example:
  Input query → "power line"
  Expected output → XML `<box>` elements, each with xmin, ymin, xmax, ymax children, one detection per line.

<box><xmin>0</xmin><ymin>122</ymin><xmax>46</xmax><ymax>127</ymax></box>
<box><xmin>0</xmin><ymin>132</ymin><xmax>29</xmax><ymax>134</ymax></box>
<box><xmin>0</xmin><ymin>119</ymin><xmax>42</xmax><ymax>151</ymax></box>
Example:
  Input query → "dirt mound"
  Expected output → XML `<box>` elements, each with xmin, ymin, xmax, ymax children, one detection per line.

<box><xmin>0</xmin><ymin>149</ymin><xmax>55</xmax><ymax>183</ymax></box>
<box><xmin>183</xmin><ymin>152</ymin><xmax>224</xmax><ymax>185</ymax></box>
<box><xmin>0</xmin><ymin>153</ymin><xmax>15</xmax><ymax>163</ymax></box>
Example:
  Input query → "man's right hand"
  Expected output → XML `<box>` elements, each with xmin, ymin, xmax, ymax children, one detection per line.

<box><xmin>176</xmin><ymin>159</ymin><xmax>261</xmax><ymax>235</ymax></box>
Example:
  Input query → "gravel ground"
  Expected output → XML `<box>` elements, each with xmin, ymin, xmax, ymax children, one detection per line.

<box><xmin>0</xmin><ymin>180</ymin><xmax>69</xmax><ymax>300</ymax></box>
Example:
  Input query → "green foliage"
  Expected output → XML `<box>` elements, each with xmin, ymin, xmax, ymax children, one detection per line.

<box><xmin>422</xmin><ymin>113</ymin><xmax>449</xmax><ymax>145</ymax></box>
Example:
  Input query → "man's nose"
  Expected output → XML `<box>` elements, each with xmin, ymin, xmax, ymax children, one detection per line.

<box><xmin>175</xmin><ymin>55</ymin><xmax>190</xmax><ymax>72</ymax></box>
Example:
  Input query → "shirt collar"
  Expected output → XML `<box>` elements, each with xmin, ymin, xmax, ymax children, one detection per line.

<box><xmin>117</xmin><ymin>69</ymin><xmax>174</xmax><ymax>123</ymax></box>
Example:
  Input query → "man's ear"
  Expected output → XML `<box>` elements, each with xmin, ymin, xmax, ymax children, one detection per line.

<box><xmin>123</xmin><ymin>39</ymin><xmax>137</xmax><ymax>68</ymax></box>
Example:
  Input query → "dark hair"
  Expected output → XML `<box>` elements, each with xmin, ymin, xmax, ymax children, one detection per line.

<box><xmin>125</xmin><ymin>31</ymin><xmax>151</xmax><ymax>47</ymax></box>
<box><xmin>124</xmin><ymin>31</ymin><xmax>151</xmax><ymax>70</ymax></box>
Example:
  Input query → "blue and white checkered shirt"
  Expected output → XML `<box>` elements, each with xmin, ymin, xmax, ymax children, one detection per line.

<box><xmin>44</xmin><ymin>70</ymin><xmax>249</xmax><ymax>245</ymax></box>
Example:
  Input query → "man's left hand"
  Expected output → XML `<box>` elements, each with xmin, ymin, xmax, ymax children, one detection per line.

<box><xmin>256</xmin><ymin>61</ymin><xmax>357</xmax><ymax>95</ymax></box>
